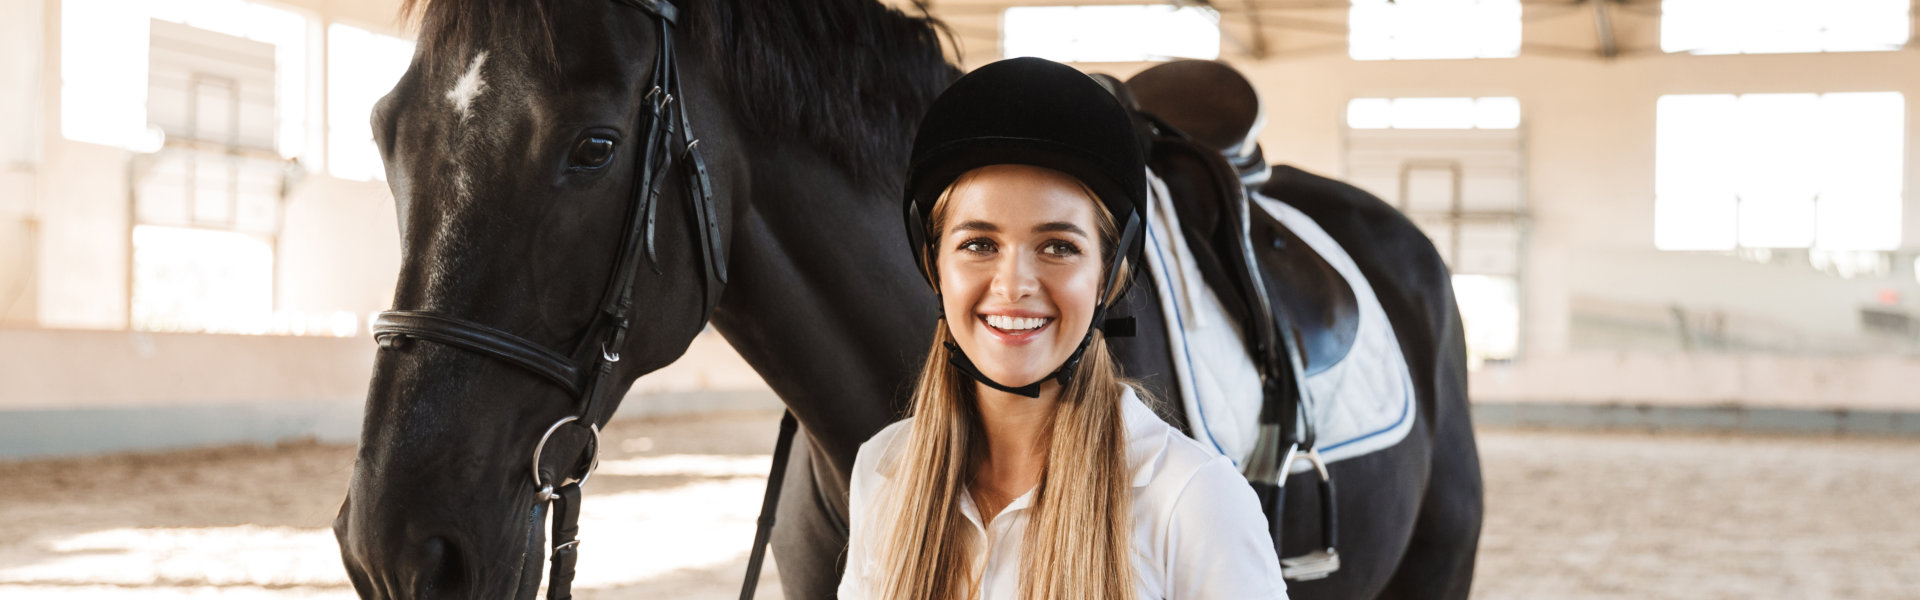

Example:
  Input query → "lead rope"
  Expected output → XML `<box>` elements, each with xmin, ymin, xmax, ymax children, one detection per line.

<box><xmin>739</xmin><ymin>412</ymin><xmax>798</xmax><ymax>600</ymax></box>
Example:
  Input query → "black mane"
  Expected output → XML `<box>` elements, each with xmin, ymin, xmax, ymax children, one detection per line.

<box><xmin>402</xmin><ymin>0</ymin><xmax>562</xmax><ymax>80</ymax></box>
<box><xmin>404</xmin><ymin>0</ymin><xmax>958</xmax><ymax>189</ymax></box>
<box><xmin>692</xmin><ymin>0</ymin><xmax>958</xmax><ymax>188</ymax></box>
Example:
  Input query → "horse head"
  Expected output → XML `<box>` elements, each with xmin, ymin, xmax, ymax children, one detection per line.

<box><xmin>331</xmin><ymin>0</ymin><xmax>748</xmax><ymax>596</ymax></box>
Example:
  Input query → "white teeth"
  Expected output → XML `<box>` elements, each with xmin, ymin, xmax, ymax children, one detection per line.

<box><xmin>985</xmin><ymin>315</ymin><xmax>1050</xmax><ymax>331</ymax></box>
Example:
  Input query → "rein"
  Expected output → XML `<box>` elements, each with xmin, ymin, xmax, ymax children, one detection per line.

<box><xmin>369</xmin><ymin>0</ymin><xmax>732</xmax><ymax>597</ymax></box>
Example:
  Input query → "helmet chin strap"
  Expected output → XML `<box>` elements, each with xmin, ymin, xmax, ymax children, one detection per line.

<box><xmin>941</xmin><ymin>309</ymin><xmax>1135</xmax><ymax>398</ymax></box>
<box><xmin>936</xmin><ymin>217</ymin><xmax>1142</xmax><ymax>399</ymax></box>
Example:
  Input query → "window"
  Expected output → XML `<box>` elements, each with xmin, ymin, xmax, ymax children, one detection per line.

<box><xmin>1662</xmin><ymin>0</ymin><xmax>1909</xmax><ymax>55</ymax></box>
<box><xmin>128</xmin><ymin>18</ymin><xmax>291</xmax><ymax>335</ymax></box>
<box><xmin>1453</xmin><ymin>274</ymin><xmax>1519</xmax><ymax>368</ymax></box>
<box><xmin>59</xmin><ymin>0</ymin><xmax>153</xmax><ymax>149</ymax></box>
<box><xmin>326</xmin><ymin>23</ymin><xmax>414</xmax><ymax>182</ymax></box>
<box><xmin>1345</xmin><ymin>105</ymin><xmax>1527</xmax><ymax>368</ymax></box>
<box><xmin>1002</xmin><ymin>4</ymin><xmax>1219</xmax><ymax>63</ymax></box>
<box><xmin>131</xmin><ymin>221</ymin><xmax>361</xmax><ymax>335</ymax></box>
<box><xmin>130</xmin><ymin>225</ymin><xmax>274</xmax><ymax>333</ymax></box>
<box><xmin>1349</xmin><ymin>0</ymin><xmax>1521</xmax><ymax>60</ymax></box>
<box><xmin>59</xmin><ymin>0</ymin><xmax>310</xmax><ymax>158</ymax></box>
<box><xmin>1347</xmin><ymin>97</ymin><xmax>1520</xmax><ymax>129</ymax></box>
<box><xmin>1655</xmin><ymin>92</ymin><xmax>1904</xmax><ymax>251</ymax></box>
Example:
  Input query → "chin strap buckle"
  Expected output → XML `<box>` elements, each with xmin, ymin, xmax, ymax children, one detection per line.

<box><xmin>1100</xmin><ymin>316</ymin><xmax>1136</xmax><ymax>337</ymax></box>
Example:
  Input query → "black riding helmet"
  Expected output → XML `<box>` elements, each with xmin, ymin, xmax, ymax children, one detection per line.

<box><xmin>903</xmin><ymin>57</ymin><xmax>1146</xmax><ymax>398</ymax></box>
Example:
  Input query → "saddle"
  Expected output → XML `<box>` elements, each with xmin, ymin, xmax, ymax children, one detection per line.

<box><xmin>1128</xmin><ymin>60</ymin><xmax>1273</xmax><ymax>192</ymax></box>
<box><xmin>1118</xmin><ymin>63</ymin><xmax>1360</xmax><ymax>377</ymax></box>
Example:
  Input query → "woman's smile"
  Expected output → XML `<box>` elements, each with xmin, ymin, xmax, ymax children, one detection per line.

<box><xmin>935</xmin><ymin>163</ymin><xmax>1106</xmax><ymax>388</ymax></box>
<box><xmin>979</xmin><ymin>312</ymin><xmax>1056</xmax><ymax>345</ymax></box>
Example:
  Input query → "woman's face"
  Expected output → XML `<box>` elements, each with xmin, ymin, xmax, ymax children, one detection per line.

<box><xmin>936</xmin><ymin>164</ymin><xmax>1106</xmax><ymax>390</ymax></box>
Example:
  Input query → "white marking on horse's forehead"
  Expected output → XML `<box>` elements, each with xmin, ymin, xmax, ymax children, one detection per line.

<box><xmin>428</xmin><ymin>51</ymin><xmax>489</xmax><ymax>293</ymax></box>
<box><xmin>446</xmin><ymin>52</ymin><xmax>489</xmax><ymax>120</ymax></box>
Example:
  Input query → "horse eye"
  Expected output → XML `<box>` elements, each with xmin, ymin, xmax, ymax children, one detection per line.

<box><xmin>570</xmin><ymin>136</ymin><xmax>616</xmax><ymax>169</ymax></box>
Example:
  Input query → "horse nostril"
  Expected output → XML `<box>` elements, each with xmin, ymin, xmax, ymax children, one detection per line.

<box><xmin>415</xmin><ymin>536</ymin><xmax>468</xmax><ymax>598</ymax></box>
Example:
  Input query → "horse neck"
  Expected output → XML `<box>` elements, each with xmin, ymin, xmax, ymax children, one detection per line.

<box><xmin>709</xmin><ymin>140</ymin><xmax>935</xmax><ymax>474</ymax></box>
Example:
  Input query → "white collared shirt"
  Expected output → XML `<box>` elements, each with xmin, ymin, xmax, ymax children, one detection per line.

<box><xmin>837</xmin><ymin>387</ymin><xmax>1288</xmax><ymax>599</ymax></box>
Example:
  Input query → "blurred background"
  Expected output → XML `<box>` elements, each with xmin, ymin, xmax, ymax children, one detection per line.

<box><xmin>0</xmin><ymin>0</ymin><xmax>1916</xmax><ymax>598</ymax></box>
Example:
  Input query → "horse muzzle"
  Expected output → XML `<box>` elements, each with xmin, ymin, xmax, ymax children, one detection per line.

<box><xmin>333</xmin><ymin>499</ymin><xmax>475</xmax><ymax>600</ymax></box>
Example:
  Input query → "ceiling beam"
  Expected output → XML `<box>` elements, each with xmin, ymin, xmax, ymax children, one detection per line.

<box><xmin>1590</xmin><ymin>0</ymin><xmax>1620</xmax><ymax>59</ymax></box>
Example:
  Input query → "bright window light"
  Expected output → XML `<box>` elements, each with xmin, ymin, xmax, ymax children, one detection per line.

<box><xmin>130</xmin><ymin>224</ymin><xmax>274</xmax><ymax>334</ymax></box>
<box><xmin>1349</xmin><ymin>0</ymin><xmax>1521</xmax><ymax>60</ymax></box>
<box><xmin>130</xmin><ymin>225</ymin><xmax>361</xmax><ymax>336</ymax></box>
<box><xmin>60</xmin><ymin>0</ymin><xmax>151</xmax><ymax>149</ymax></box>
<box><xmin>1662</xmin><ymin>0</ymin><xmax>1909</xmax><ymax>55</ymax></box>
<box><xmin>1347</xmin><ymin>97</ymin><xmax>1521</xmax><ymax>129</ymax></box>
<box><xmin>1452</xmin><ymin>274</ymin><xmax>1518</xmax><ymax>369</ymax></box>
<box><xmin>59</xmin><ymin>0</ymin><xmax>309</xmax><ymax>157</ymax></box>
<box><xmin>326</xmin><ymin>23</ymin><xmax>413</xmax><ymax>182</ymax></box>
<box><xmin>1655</xmin><ymin>92</ymin><xmax>1904</xmax><ymax>251</ymax></box>
<box><xmin>1002</xmin><ymin>5</ymin><xmax>1219</xmax><ymax>63</ymax></box>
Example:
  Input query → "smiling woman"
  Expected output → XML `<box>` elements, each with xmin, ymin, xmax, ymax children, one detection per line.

<box><xmin>933</xmin><ymin>164</ymin><xmax>1111</xmax><ymax>389</ymax></box>
<box><xmin>838</xmin><ymin>57</ymin><xmax>1287</xmax><ymax>600</ymax></box>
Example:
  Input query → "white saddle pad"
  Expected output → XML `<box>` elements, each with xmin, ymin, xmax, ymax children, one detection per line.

<box><xmin>1141</xmin><ymin>172</ymin><xmax>1416</xmax><ymax>474</ymax></box>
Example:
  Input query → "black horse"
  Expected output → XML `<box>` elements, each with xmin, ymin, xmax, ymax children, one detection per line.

<box><xmin>331</xmin><ymin>0</ymin><xmax>1481</xmax><ymax>598</ymax></box>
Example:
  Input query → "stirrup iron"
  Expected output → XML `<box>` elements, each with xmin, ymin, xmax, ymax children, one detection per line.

<box><xmin>1277</xmin><ymin>443</ymin><xmax>1340</xmax><ymax>581</ymax></box>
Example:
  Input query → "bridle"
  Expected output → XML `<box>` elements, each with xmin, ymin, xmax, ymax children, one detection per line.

<box><xmin>367</xmin><ymin>0</ymin><xmax>725</xmax><ymax>598</ymax></box>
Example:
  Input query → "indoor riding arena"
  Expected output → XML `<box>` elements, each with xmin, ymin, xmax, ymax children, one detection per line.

<box><xmin>3</xmin><ymin>0</ymin><xmax>1918</xmax><ymax>598</ymax></box>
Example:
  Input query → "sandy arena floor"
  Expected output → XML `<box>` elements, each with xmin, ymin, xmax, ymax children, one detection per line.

<box><xmin>1</xmin><ymin>411</ymin><xmax>1916</xmax><ymax>599</ymax></box>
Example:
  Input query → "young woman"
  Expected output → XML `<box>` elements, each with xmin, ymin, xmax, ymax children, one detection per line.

<box><xmin>837</xmin><ymin>57</ymin><xmax>1288</xmax><ymax>599</ymax></box>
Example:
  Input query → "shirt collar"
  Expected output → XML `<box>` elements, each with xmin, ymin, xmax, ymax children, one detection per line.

<box><xmin>875</xmin><ymin>385</ymin><xmax>1171</xmax><ymax>490</ymax></box>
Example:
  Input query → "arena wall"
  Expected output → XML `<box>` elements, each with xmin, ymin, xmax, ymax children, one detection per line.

<box><xmin>2</xmin><ymin>0</ymin><xmax>1916</xmax><ymax>457</ymax></box>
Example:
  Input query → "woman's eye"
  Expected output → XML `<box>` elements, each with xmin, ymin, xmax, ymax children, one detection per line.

<box><xmin>569</xmin><ymin>136</ymin><xmax>617</xmax><ymax>169</ymax></box>
<box><xmin>959</xmin><ymin>239</ymin><xmax>996</xmax><ymax>254</ymax></box>
<box><xmin>1042</xmin><ymin>240</ymin><xmax>1082</xmax><ymax>257</ymax></box>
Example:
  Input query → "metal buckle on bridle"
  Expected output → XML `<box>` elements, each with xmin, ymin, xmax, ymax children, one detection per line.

<box><xmin>647</xmin><ymin>87</ymin><xmax>673</xmax><ymax>113</ymax></box>
<box><xmin>1277</xmin><ymin>442</ymin><xmax>1341</xmax><ymax>581</ymax></box>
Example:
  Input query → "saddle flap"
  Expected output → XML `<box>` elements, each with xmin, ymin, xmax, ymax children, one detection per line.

<box><xmin>1248</xmin><ymin>202</ymin><xmax>1360</xmax><ymax>375</ymax></box>
<box><xmin>1148</xmin><ymin>135</ymin><xmax>1256</xmax><ymax>332</ymax></box>
<box><xmin>1146</xmin><ymin>135</ymin><xmax>1359</xmax><ymax>376</ymax></box>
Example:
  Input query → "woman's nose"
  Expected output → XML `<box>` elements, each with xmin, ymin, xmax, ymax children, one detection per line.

<box><xmin>990</xmin><ymin>252</ymin><xmax>1039</xmax><ymax>301</ymax></box>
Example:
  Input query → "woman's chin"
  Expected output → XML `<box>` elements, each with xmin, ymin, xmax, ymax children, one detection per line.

<box><xmin>971</xmin><ymin>364</ymin><xmax>1054</xmax><ymax>392</ymax></box>
<box><xmin>952</xmin><ymin>338</ymin><xmax>1069</xmax><ymax>392</ymax></box>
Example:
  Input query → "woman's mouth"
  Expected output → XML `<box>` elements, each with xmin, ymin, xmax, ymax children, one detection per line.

<box><xmin>980</xmin><ymin>314</ymin><xmax>1053</xmax><ymax>343</ymax></box>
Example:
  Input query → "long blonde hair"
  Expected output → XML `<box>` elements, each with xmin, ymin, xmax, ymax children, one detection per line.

<box><xmin>880</xmin><ymin>172</ymin><xmax>1139</xmax><ymax>600</ymax></box>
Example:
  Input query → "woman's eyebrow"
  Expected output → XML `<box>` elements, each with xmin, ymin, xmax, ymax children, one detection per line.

<box><xmin>952</xmin><ymin>220</ymin><xmax>999</xmax><ymax>233</ymax></box>
<box><xmin>1033</xmin><ymin>222</ymin><xmax>1088</xmax><ymax>236</ymax></box>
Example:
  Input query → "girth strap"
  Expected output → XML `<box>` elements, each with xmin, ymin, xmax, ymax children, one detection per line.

<box><xmin>372</xmin><ymin>311</ymin><xmax>581</xmax><ymax>394</ymax></box>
